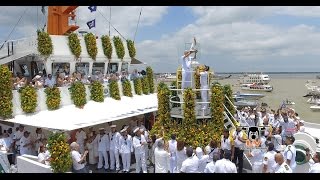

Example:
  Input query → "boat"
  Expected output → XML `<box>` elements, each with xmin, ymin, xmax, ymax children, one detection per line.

<box><xmin>238</xmin><ymin>72</ymin><xmax>271</xmax><ymax>84</ymax></box>
<box><xmin>240</xmin><ymin>83</ymin><xmax>273</xmax><ymax>92</ymax></box>
<box><xmin>307</xmin><ymin>97</ymin><xmax>320</xmax><ymax>104</ymax></box>
<box><xmin>234</xmin><ymin>100</ymin><xmax>258</xmax><ymax>109</ymax></box>
<box><xmin>234</xmin><ymin>91</ymin><xmax>265</xmax><ymax>100</ymax></box>
<box><xmin>310</xmin><ymin>104</ymin><xmax>320</xmax><ymax>111</ymax></box>
<box><xmin>212</xmin><ymin>74</ymin><xmax>232</xmax><ymax>80</ymax></box>
<box><xmin>284</xmin><ymin>99</ymin><xmax>295</xmax><ymax>105</ymax></box>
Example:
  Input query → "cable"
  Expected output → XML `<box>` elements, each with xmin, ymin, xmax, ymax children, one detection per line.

<box><xmin>133</xmin><ymin>7</ymin><xmax>142</xmax><ymax>43</ymax></box>
<box><xmin>97</xmin><ymin>8</ymin><xmax>127</xmax><ymax>41</ymax></box>
<box><xmin>109</xmin><ymin>6</ymin><xmax>111</xmax><ymax>36</ymax></box>
<box><xmin>0</xmin><ymin>7</ymin><xmax>29</xmax><ymax>50</ymax></box>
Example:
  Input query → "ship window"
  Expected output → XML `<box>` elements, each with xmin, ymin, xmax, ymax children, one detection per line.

<box><xmin>75</xmin><ymin>63</ymin><xmax>89</xmax><ymax>75</ymax></box>
<box><xmin>92</xmin><ymin>63</ymin><xmax>105</xmax><ymax>75</ymax></box>
<box><xmin>52</xmin><ymin>63</ymin><xmax>70</xmax><ymax>76</ymax></box>
<box><xmin>108</xmin><ymin>63</ymin><xmax>119</xmax><ymax>74</ymax></box>
<box><xmin>121</xmin><ymin>62</ymin><xmax>129</xmax><ymax>72</ymax></box>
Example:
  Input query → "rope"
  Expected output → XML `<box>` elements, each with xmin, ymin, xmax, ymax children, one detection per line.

<box><xmin>109</xmin><ymin>6</ymin><xmax>111</xmax><ymax>36</ymax></box>
<box><xmin>0</xmin><ymin>7</ymin><xmax>29</xmax><ymax>50</ymax></box>
<box><xmin>133</xmin><ymin>7</ymin><xmax>142</xmax><ymax>43</ymax></box>
<box><xmin>97</xmin><ymin>8</ymin><xmax>127</xmax><ymax>41</ymax></box>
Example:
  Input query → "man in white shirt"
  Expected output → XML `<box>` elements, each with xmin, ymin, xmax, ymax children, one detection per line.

<box><xmin>44</xmin><ymin>74</ymin><xmax>56</xmax><ymax>88</ymax></box>
<box><xmin>280</xmin><ymin>113</ymin><xmax>296</xmax><ymax>142</ymax></box>
<box><xmin>262</xmin><ymin>143</ymin><xmax>277</xmax><ymax>173</ymax></box>
<box><xmin>305</xmin><ymin>148</ymin><xmax>320</xmax><ymax>173</ymax></box>
<box><xmin>204</xmin><ymin>153</ymin><xmax>220</xmax><ymax>173</ymax></box>
<box><xmin>220</xmin><ymin>129</ymin><xmax>235</xmax><ymax>160</ymax></box>
<box><xmin>13</xmin><ymin>125</ymin><xmax>24</xmax><ymax>155</ymax></box>
<box><xmin>180</xmin><ymin>146</ymin><xmax>199</xmax><ymax>173</ymax></box>
<box><xmin>180</xmin><ymin>49</ymin><xmax>196</xmax><ymax>89</ymax></box>
<box><xmin>199</xmin><ymin>65</ymin><xmax>209</xmax><ymax>110</ymax></box>
<box><xmin>274</xmin><ymin>153</ymin><xmax>292</xmax><ymax>173</ymax></box>
<box><xmin>132</xmin><ymin>127</ymin><xmax>148</xmax><ymax>173</ymax></box>
<box><xmin>168</xmin><ymin>134</ymin><xmax>177</xmax><ymax>173</ymax></box>
<box><xmin>94</xmin><ymin>128</ymin><xmax>110</xmax><ymax>171</ymax></box>
<box><xmin>154</xmin><ymin>140</ymin><xmax>170</xmax><ymax>173</ymax></box>
<box><xmin>246</xmin><ymin>144</ymin><xmax>264</xmax><ymax>173</ymax></box>
<box><xmin>214</xmin><ymin>150</ymin><xmax>237</xmax><ymax>173</ymax></box>
<box><xmin>283</xmin><ymin>136</ymin><xmax>296</xmax><ymax>172</ymax></box>
<box><xmin>70</xmin><ymin>142</ymin><xmax>89</xmax><ymax>173</ymax></box>
<box><xmin>19</xmin><ymin>131</ymin><xmax>33</xmax><ymax>156</ymax></box>
<box><xmin>75</xmin><ymin>129</ymin><xmax>87</xmax><ymax>154</ymax></box>
<box><xmin>109</xmin><ymin>125</ymin><xmax>121</xmax><ymax>172</ymax></box>
<box><xmin>270</xmin><ymin>128</ymin><xmax>283</xmax><ymax>152</ymax></box>
<box><xmin>0</xmin><ymin>130</ymin><xmax>14</xmax><ymax>165</ymax></box>
<box><xmin>195</xmin><ymin>147</ymin><xmax>209</xmax><ymax>173</ymax></box>
<box><xmin>119</xmin><ymin>128</ymin><xmax>133</xmax><ymax>173</ymax></box>
<box><xmin>232</xmin><ymin>126</ymin><xmax>246</xmax><ymax>173</ymax></box>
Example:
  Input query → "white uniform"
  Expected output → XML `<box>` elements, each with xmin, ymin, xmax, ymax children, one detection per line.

<box><xmin>197</xmin><ymin>154</ymin><xmax>209</xmax><ymax>173</ymax></box>
<box><xmin>75</xmin><ymin>130</ymin><xmax>87</xmax><ymax>154</ymax></box>
<box><xmin>38</xmin><ymin>152</ymin><xmax>50</xmax><ymax>165</ymax></box>
<box><xmin>86</xmin><ymin>141</ymin><xmax>97</xmax><ymax>165</ymax></box>
<box><xmin>200</xmin><ymin>71</ymin><xmax>209</xmax><ymax>109</ymax></box>
<box><xmin>204</xmin><ymin>161</ymin><xmax>215</xmax><ymax>173</ymax></box>
<box><xmin>95</xmin><ymin>134</ymin><xmax>109</xmax><ymax>169</ymax></box>
<box><xmin>143</xmin><ymin>130</ymin><xmax>150</xmax><ymax>162</ymax></box>
<box><xmin>283</xmin><ymin>145</ymin><xmax>296</xmax><ymax>171</ymax></box>
<box><xmin>214</xmin><ymin>158</ymin><xmax>237</xmax><ymax>173</ymax></box>
<box><xmin>221</xmin><ymin>136</ymin><xmax>233</xmax><ymax>151</ymax></box>
<box><xmin>309</xmin><ymin>160</ymin><xmax>320</xmax><ymax>173</ymax></box>
<box><xmin>274</xmin><ymin>162</ymin><xmax>292</xmax><ymax>173</ymax></box>
<box><xmin>168</xmin><ymin>139</ymin><xmax>177</xmax><ymax>173</ymax></box>
<box><xmin>249</xmin><ymin>149</ymin><xmax>264</xmax><ymax>173</ymax></box>
<box><xmin>180</xmin><ymin>156</ymin><xmax>199</xmax><ymax>173</ymax></box>
<box><xmin>176</xmin><ymin>148</ymin><xmax>187</xmax><ymax>173</ymax></box>
<box><xmin>272</xmin><ymin>134</ymin><xmax>283</xmax><ymax>152</ymax></box>
<box><xmin>119</xmin><ymin>135</ymin><xmax>133</xmax><ymax>172</ymax></box>
<box><xmin>262</xmin><ymin>151</ymin><xmax>277</xmax><ymax>173</ymax></box>
<box><xmin>154</xmin><ymin>147</ymin><xmax>170</xmax><ymax>173</ymax></box>
<box><xmin>19</xmin><ymin>136</ymin><xmax>32</xmax><ymax>155</ymax></box>
<box><xmin>109</xmin><ymin>131</ymin><xmax>121</xmax><ymax>170</ymax></box>
<box><xmin>133</xmin><ymin>135</ymin><xmax>147</xmax><ymax>173</ymax></box>
<box><xmin>180</xmin><ymin>55</ymin><xmax>192</xmax><ymax>89</ymax></box>
<box><xmin>71</xmin><ymin>150</ymin><xmax>85</xmax><ymax>171</ymax></box>
<box><xmin>13</xmin><ymin>131</ymin><xmax>24</xmax><ymax>149</ymax></box>
<box><xmin>34</xmin><ymin>133</ymin><xmax>45</xmax><ymax>154</ymax></box>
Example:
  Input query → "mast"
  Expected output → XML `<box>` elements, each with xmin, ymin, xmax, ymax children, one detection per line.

<box><xmin>47</xmin><ymin>6</ymin><xmax>79</xmax><ymax>35</ymax></box>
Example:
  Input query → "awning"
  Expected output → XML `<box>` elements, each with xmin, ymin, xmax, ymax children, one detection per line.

<box><xmin>131</xmin><ymin>57</ymin><xmax>145</xmax><ymax>64</ymax></box>
<box><xmin>0</xmin><ymin>94</ymin><xmax>158</xmax><ymax>131</ymax></box>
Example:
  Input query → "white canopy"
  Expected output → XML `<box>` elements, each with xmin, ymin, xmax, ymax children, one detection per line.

<box><xmin>0</xmin><ymin>94</ymin><xmax>158</xmax><ymax>131</ymax></box>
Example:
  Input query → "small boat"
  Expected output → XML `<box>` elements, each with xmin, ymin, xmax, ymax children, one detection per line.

<box><xmin>234</xmin><ymin>100</ymin><xmax>258</xmax><ymax>108</ymax></box>
<box><xmin>284</xmin><ymin>99</ymin><xmax>295</xmax><ymax>105</ymax></box>
<box><xmin>307</xmin><ymin>97</ymin><xmax>320</xmax><ymax>104</ymax></box>
<box><xmin>240</xmin><ymin>83</ymin><xmax>273</xmax><ymax>92</ymax></box>
<box><xmin>310</xmin><ymin>104</ymin><xmax>320</xmax><ymax>111</ymax></box>
<box><xmin>238</xmin><ymin>73</ymin><xmax>271</xmax><ymax>84</ymax></box>
<box><xmin>234</xmin><ymin>91</ymin><xmax>265</xmax><ymax>100</ymax></box>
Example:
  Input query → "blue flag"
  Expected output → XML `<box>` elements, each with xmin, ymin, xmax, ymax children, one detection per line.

<box><xmin>88</xmin><ymin>6</ymin><xmax>97</xmax><ymax>12</ymax></box>
<box><xmin>87</xmin><ymin>19</ymin><xmax>96</xmax><ymax>29</ymax></box>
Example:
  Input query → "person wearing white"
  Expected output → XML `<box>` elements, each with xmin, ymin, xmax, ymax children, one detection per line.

<box><xmin>274</xmin><ymin>153</ymin><xmax>292</xmax><ymax>173</ymax></box>
<box><xmin>283</xmin><ymin>136</ymin><xmax>296</xmax><ymax>171</ymax></box>
<box><xmin>204</xmin><ymin>153</ymin><xmax>220</xmax><ymax>173</ymax></box>
<box><xmin>298</xmin><ymin>120</ymin><xmax>305</xmax><ymax>133</ymax></box>
<box><xmin>44</xmin><ymin>74</ymin><xmax>55</xmax><ymax>88</ymax></box>
<box><xmin>262</xmin><ymin>143</ymin><xmax>277</xmax><ymax>173</ymax></box>
<box><xmin>168</xmin><ymin>134</ymin><xmax>177</xmax><ymax>173</ymax></box>
<box><xmin>180</xmin><ymin>50</ymin><xmax>195</xmax><ymax>89</ymax></box>
<box><xmin>195</xmin><ymin>147</ymin><xmax>209</xmax><ymax>173</ymax></box>
<box><xmin>75</xmin><ymin>129</ymin><xmax>87</xmax><ymax>154</ymax></box>
<box><xmin>34</xmin><ymin>128</ymin><xmax>45</xmax><ymax>155</ymax></box>
<box><xmin>180</xmin><ymin>146</ymin><xmax>199</xmax><ymax>173</ymax></box>
<box><xmin>270</xmin><ymin>128</ymin><xmax>283</xmax><ymax>152</ymax></box>
<box><xmin>19</xmin><ymin>131</ymin><xmax>33</xmax><ymax>156</ymax></box>
<box><xmin>94</xmin><ymin>128</ymin><xmax>109</xmax><ymax>170</ymax></box>
<box><xmin>109</xmin><ymin>125</ymin><xmax>121</xmax><ymax>171</ymax></box>
<box><xmin>132</xmin><ymin>127</ymin><xmax>148</xmax><ymax>173</ymax></box>
<box><xmin>141</xmin><ymin>129</ymin><xmax>150</xmax><ymax>163</ymax></box>
<box><xmin>198</xmin><ymin>66</ymin><xmax>209</xmax><ymax>110</ymax></box>
<box><xmin>246</xmin><ymin>146</ymin><xmax>264</xmax><ymax>173</ymax></box>
<box><xmin>0</xmin><ymin>131</ymin><xmax>13</xmax><ymax>152</ymax></box>
<box><xmin>220</xmin><ymin>129</ymin><xmax>234</xmax><ymax>160</ymax></box>
<box><xmin>176</xmin><ymin>141</ymin><xmax>187</xmax><ymax>173</ymax></box>
<box><xmin>154</xmin><ymin>140</ymin><xmax>170</xmax><ymax>173</ymax></box>
<box><xmin>13</xmin><ymin>125</ymin><xmax>24</xmax><ymax>154</ymax></box>
<box><xmin>305</xmin><ymin>148</ymin><xmax>320</xmax><ymax>173</ymax></box>
<box><xmin>119</xmin><ymin>128</ymin><xmax>133</xmax><ymax>173</ymax></box>
<box><xmin>86</xmin><ymin>136</ymin><xmax>98</xmax><ymax>165</ymax></box>
<box><xmin>214</xmin><ymin>150</ymin><xmax>237</xmax><ymax>173</ymax></box>
<box><xmin>37</xmin><ymin>145</ymin><xmax>50</xmax><ymax>165</ymax></box>
<box><xmin>280</xmin><ymin>113</ymin><xmax>296</xmax><ymax>142</ymax></box>
<box><xmin>70</xmin><ymin>142</ymin><xmax>89</xmax><ymax>173</ymax></box>
<box><xmin>232</xmin><ymin>127</ymin><xmax>246</xmax><ymax>173</ymax></box>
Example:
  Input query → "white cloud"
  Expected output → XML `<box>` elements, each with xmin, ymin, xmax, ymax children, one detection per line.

<box><xmin>279</xmin><ymin>7</ymin><xmax>320</xmax><ymax>17</ymax></box>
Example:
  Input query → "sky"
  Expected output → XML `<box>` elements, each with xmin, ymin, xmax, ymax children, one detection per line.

<box><xmin>1</xmin><ymin>6</ymin><xmax>320</xmax><ymax>73</ymax></box>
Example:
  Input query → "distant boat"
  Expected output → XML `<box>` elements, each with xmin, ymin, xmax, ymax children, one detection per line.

<box><xmin>234</xmin><ymin>91</ymin><xmax>265</xmax><ymax>100</ymax></box>
<box><xmin>310</xmin><ymin>104</ymin><xmax>320</xmax><ymax>111</ymax></box>
<box><xmin>240</xmin><ymin>83</ymin><xmax>273</xmax><ymax>92</ymax></box>
<box><xmin>234</xmin><ymin>100</ymin><xmax>258</xmax><ymax>108</ymax></box>
<box><xmin>238</xmin><ymin>73</ymin><xmax>271</xmax><ymax>84</ymax></box>
<box><xmin>212</xmin><ymin>74</ymin><xmax>232</xmax><ymax>80</ymax></box>
<box><xmin>284</xmin><ymin>99</ymin><xmax>295</xmax><ymax>105</ymax></box>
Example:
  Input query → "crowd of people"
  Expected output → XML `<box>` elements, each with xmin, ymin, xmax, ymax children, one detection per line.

<box><xmin>10</xmin><ymin>69</ymin><xmax>147</xmax><ymax>90</ymax></box>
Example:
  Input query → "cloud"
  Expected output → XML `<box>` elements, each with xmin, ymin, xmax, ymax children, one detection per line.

<box><xmin>279</xmin><ymin>7</ymin><xmax>320</xmax><ymax>17</ymax></box>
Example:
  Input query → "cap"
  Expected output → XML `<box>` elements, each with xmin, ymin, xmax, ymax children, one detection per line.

<box><xmin>110</xmin><ymin>125</ymin><xmax>116</xmax><ymax>128</ymax></box>
<box><xmin>300</xmin><ymin>120</ymin><xmax>305</xmax><ymax>124</ymax></box>
<box><xmin>133</xmin><ymin>127</ymin><xmax>140</xmax><ymax>133</ymax></box>
<box><xmin>39</xmin><ymin>71</ymin><xmax>43</xmax><ymax>74</ymax></box>
<box><xmin>35</xmin><ymin>75</ymin><xmax>41</xmax><ymax>79</ymax></box>
<box><xmin>120</xmin><ymin>129</ymin><xmax>127</xmax><ymax>133</ymax></box>
<box><xmin>99</xmin><ymin>128</ymin><xmax>105</xmax><ymax>131</ymax></box>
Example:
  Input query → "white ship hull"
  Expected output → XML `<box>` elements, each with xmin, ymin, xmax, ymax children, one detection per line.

<box><xmin>240</xmin><ymin>84</ymin><xmax>273</xmax><ymax>92</ymax></box>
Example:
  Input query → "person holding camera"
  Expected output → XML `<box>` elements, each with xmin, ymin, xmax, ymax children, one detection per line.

<box><xmin>70</xmin><ymin>142</ymin><xmax>89</xmax><ymax>173</ymax></box>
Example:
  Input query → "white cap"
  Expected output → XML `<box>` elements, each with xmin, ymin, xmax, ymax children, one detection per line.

<box><xmin>300</xmin><ymin>120</ymin><xmax>305</xmax><ymax>124</ymax></box>
<box><xmin>140</xmin><ymin>128</ymin><xmax>145</xmax><ymax>133</ymax></box>
<box><xmin>133</xmin><ymin>127</ymin><xmax>140</xmax><ymax>133</ymax></box>
<box><xmin>99</xmin><ymin>128</ymin><xmax>105</xmax><ymax>131</ymax></box>
<box><xmin>120</xmin><ymin>129</ymin><xmax>127</xmax><ymax>133</ymax></box>
<box><xmin>110</xmin><ymin>125</ymin><xmax>116</xmax><ymax>128</ymax></box>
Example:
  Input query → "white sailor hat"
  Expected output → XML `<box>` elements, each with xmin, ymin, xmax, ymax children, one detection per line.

<box><xmin>133</xmin><ymin>127</ymin><xmax>140</xmax><ymax>133</ymax></box>
<box><xmin>99</xmin><ymin>128</ymin><xmax>105</xmax><ymax>131</ymax></box>
<box><xmin>140</xmin><ymin>128</ymin><xmax>145</xmax><ymax>133</ymax></box>
<box><xmin>299</xmin><ymin>120</ymin><xmax>305</xmax><ymax>124</ymax></box>
<box><xmin>110</xmin><ymin>125</ymin><xmax>116</xmax><ymax>128</ymax></box>
<box><xmin>120</xmin><ymin>129</ymin><xmax>127</xmax><ymax>133</ymax></box>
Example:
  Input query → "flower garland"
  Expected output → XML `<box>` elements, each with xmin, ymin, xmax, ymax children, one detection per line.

<box><xmin>37</xmin><ymin>30</ymin><xmax>53</xmax><ymax>58</ymax></box>
<box><xmin>101</xmin><ymin>35</ymin><xmax>113</xmax><ymax>60</ymax></box>
<box><xmin>141</xmin><ymin>76</ymin><xmax>150</xmax><ymax>95</ymax></box>
<box><xmin>90</xmin><ymin>81</ymin><xmax>104</xmax><ymax>102</ymax></box>
<box><xmin>44</xmin><ymin>87</ymin><xmax>61</xmax><ymax>110</ymax></box>
<box><xmin>68</xmin><ymin>32</ymin><xmax>81</xmax><ymax>60</ymax></box>
<box><xmin>19</xmin><ymin>85</ymin><xmax>38</xmax><ymax>113</ymax></box>
<box><xmin>0</xmin><ymin>65</ymin><xmax>13</xmax><ymax>119</ymax></box>
<box><xmin>183</xmin><ymin>88</ymin><xmax>196</xmax><ymax>125</ymax></box>
<box><xmin>69</xmin><ymin>81</ymin><xmax>87</xmax><ymax>108</ymax></box>
<box><xmin>210</xmin><ymin>83</ymin><xmax>225</xmax><ymax>136</ymax></box>
<box><xmin>47</xmin><ymin>132</ymin><xmax>72</xmax><ymax>173</ymax></box>
<box><xmin>113</xmin><ymin>36</ymin><xmax>125</xmax><ymax>60</ymax></box>
<box><xmin>109</xmin><ymin>80</ymin><xmax>121</xmax><ymax>100</ymax></box>
<box><xmin>177</xmin><ymin>67</ymin><xmax>182</xmax><ymax>89</ymax></box>
<box><xmin>84</xmin><ymin>33</ymin><xmax>98</xmax><ymax>61</ymax></box>
<box><xmin>122</xmin><ymin>79</ymin><xmax>133</xmax><ymax>97</ymax></box>
<box><xmin>156</xmin><ymin>82</ymin><xmax>171</xmax><ymax>125</ymax></box>
<box><xmin>194</xmin><ymin>66</ymin><xmax>201</xmax><ymax>99</ymax></box>
<box><xmin>133</xmin><ymin>78</ymin><xmax>142</xmax><ymax>95</ymax></box>
<box><xmin>146</xmin><ymin>66</ymin><xmax>155</xmax><ymax>93</ymax></box>
<box><xmin>126</xmin><ymin>39</ymin><xmax>136</xmax><ymax>58</ymax></box>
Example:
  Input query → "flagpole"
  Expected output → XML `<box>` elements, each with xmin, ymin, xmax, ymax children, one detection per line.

<box><xmin>109</xmin><ymin>6</ymin><xmax>111</xmax><ymax>36</ymax></box>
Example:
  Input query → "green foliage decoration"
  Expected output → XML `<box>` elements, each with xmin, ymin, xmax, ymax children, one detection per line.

<box><xmin>37</xmin><ymin>30</ymin><xmax>53</xmax><ymax>58</ymax></box>
<box><xmin>68</xmin><ymin>32</ymin><xmax>81</xmax><ymax>60</ymax></box>
<box><xmin>44</xmin><ymin>87</ymin><xmax>61</xmax><ymax>110</ymax></box>
<box><xmin>211</xmin><ymin>84</ymin><xmax>225</xmax><ymax>137</ymax></box>
<box><xmin>122</xmin><ymin>79</ymin><xmax>133</xmax><ymax>97</ymax></box>
<box><xmin>84</xmin><ymin>33</ymin><xmax>98</xmax><ymax>60</ymax></box>
<box><xmin>101</xmin><ymin>35</ymin><xmax>113</xmax><ymax>60</ymax></box>
<box><xmin>90</xmin><ymin>81</ymin><xmax>104</xmax><ymax>102</ymax></box>
<box><xmin>133</xmin><ymin>78</ymin><xmax>142</xmax><ymax>95</ymax></box>
<box><xmin>69</xmin><ymin>81</ymin><xmax>87</xmax><ymax>108</ymax></box>
<box><xmin>113</xmin><ymin>36</ymin><xmax>125</xmax><ymax>60</ymax></box>
<box><xmin>0</xmin><ymin>65</ymin><xmax>13</xmax><ymax>118</ymax></box>
<box><xmin>126</xmin><ymin>39</ymin><xmax>136</xmax><ymax>58</ymax></box>
<box><xmin>109</xmin><ymin>80</ymin><xmax>121</xmax><ymax>100</ymax></box>
<box><xmin>146</xmin><ymin>66</ymin><xmax>155</xmax><ymax>93</ymax></box>
<box><xmin>19</xmin><ymin>85</ymin><xmax>38</xmax><ymax>113</ymax></box>
<box><xmin>141</xmin><ymin>76</ymin><xmax>150</xmax><ymax>95</ymax></box>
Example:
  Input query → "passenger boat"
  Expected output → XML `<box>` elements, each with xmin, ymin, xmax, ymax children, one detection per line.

<box><xmin>240</xmin><ymin>83</ymin><xmax>273</xmax><ymax>92</ymax></box>
<box><xmin>238</xmin><ymin>73</ymin><xmax>271</xmax><ymax>84</ymax></box>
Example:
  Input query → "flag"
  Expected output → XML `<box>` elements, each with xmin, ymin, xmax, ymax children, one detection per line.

<box><xmin>87</xmin><ymin>19</ymin><xmax>96</xmax><ymax>29</ymax></box>
<box><xmin>88</xmin><ymin>6</ymin><xmax>97</xmax><ymax>12</ymax></box>
<box><xmin>41</xmin><ymin>6</ymin><xmax>46</xmax><ymax>15</ymax></box>
<box><xmin>280</xmin><ymin>101</ymin><xmax>286</xmax><ymax>109</ymax></box>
